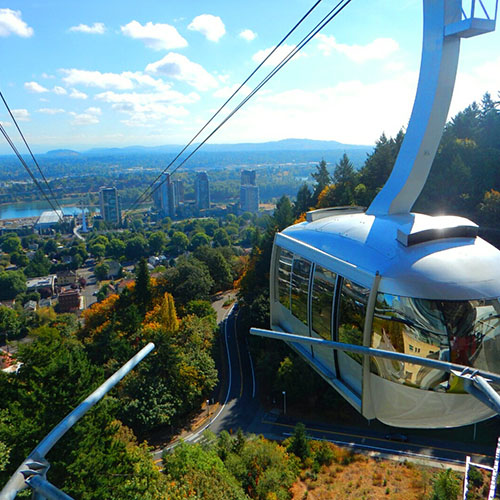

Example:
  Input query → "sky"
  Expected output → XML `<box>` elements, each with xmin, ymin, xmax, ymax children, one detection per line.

<box><xmin>0</xmin><ymin>0</ymin><xmax>499</xmax><ymax>153</ymax></box>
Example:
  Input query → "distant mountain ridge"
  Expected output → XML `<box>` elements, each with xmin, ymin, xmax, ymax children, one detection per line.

<box><xmin>45</xmin><ymin>138</ymin><xmax>371</xmax><ymax>157</ymax></box>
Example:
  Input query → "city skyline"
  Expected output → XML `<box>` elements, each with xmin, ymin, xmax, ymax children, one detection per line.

<box><xmin>0</xmin><ymin>1</ymin><xmax>499</xmax><ymax>154</ymax></box>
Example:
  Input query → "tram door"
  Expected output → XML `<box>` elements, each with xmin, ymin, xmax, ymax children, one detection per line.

<box><xmin>310</xmin><ymin>264</ymin><xmax>339</xmax><ymax>379</ymax></box>
<box><xmin>335</xmin><ymin>278</ymin><xmax>368</xmax><ymax>398</ymax></box>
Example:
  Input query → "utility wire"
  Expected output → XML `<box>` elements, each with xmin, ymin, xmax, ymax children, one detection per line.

<box><xmin>127</xmin><ymin>0</ymin><xmax>353</xmax><ymax>213</ymax></box>
<box><xmin>0</xmin><ymin>91</ymin><xmax>64</xmax><ymax>215</ymax></box>
<box><xmin>0</xmin><ymin>122</ymin><xmax>63</xmax><ymax>221</ymax></box>
<box><xmin>124</xmin><ymin>0</ymin><xmax>327</xmax><ymax>217</ymax></box>
<box><xmin>166</xmin><ymin>0</ymin><xmax>352</xmax><ymax>180</ymax></box>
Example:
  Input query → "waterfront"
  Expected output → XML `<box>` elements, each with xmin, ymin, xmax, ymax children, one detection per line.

<box><xmin>0</xmin><ymin>201</ymin><xmax>93</xmax><ymax>221</ymax></box>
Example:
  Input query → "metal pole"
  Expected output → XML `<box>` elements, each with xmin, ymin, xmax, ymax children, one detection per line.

<box><xmin>282</xmin><ymin>391</ymin><xmax>286</xmax><ymax>415</ymax></box>
<box><xmin>250</xmin><ymin>328</ymin><xmax>500</xmax><ymax>385</ymax></box>
<box><xmin>25</xmin><ymin>477</ymin><xmax>73</xmax><ymax>500</ymax></box>
<box><xmin>0</xmin><ymin>342</ymin><xmax>155</xmax><ymax>500</ymax></box>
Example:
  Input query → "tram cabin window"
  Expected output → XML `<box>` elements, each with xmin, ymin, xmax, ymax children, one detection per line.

<box><xmin>290</xmin><ymin>256</ymin><xmax>311</xmax><ymax>325</ymax></box>
<box><xmin>338</xmin><ymin>279</ymin><xmax>369</xmax><ymax>363</ymax></box>
<box><xmin>370</xmin><ymin>294</ymin><xmax>500</xmax><ymax>392</ymax></box>
<box><xmin>312</xmin><ymin>265</ymin><xmax>337</xmax><ymax>340</ymax></box>
<box><xmin>277</xmin><ymin>248</ymin><xmax>293</xmax><ymax>309</ymax></box>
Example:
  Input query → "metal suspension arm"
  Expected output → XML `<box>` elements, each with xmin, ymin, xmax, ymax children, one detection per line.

<box><xmin>0</xmin><ymin>342</ymin><xmax>155</xmax><ymax>500</ymax></box>
<box><xmin>250</xmin><ymin>328</ymin><xmax>500</xmax><ymax>413</ymax></box>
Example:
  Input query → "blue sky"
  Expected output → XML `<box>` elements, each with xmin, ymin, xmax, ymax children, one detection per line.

<box><xmin>0</xmin><ymin>0</ymin><xmax>499</xmax><ymax>153</ymax></box>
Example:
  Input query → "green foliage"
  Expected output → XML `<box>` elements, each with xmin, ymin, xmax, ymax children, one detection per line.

<box><xmin>106</xmin><ymin>238</ymin><xmax>126</xmax><ymax>259</ymax></box>
<box><xmin>24</xmin><ymin>250</ymin><xmax>51</xmax><ymax>278</ymax></box>
<box><xmin>169</xmin><ymin>231</ymin><xmax>189</xmax><ymax>255</ymax></box>
<box><xmin>274</xmin><ymin>195</ymin><xmax>294</xmax><ymax>231</ymax></box>
<box><xmin>125</xmin><ymin>235</ymin><xmax>147</xmax><ymax>260</ymax></box>
<box><xmin>1</xmin><ymin>235</ymin><xmax>22</xmax><ymax>254</ymax></box>
<box><xmin>148</xmin><ymin>231</ymin><xmax>167</xmax><ymax>255</ymax></box>
<box><xmin>431</xmin><ymin>469</ymin><xmax>461</xmax><ymax>500</ymax></box>
<box><xmin>190</xmin><ymin>232</ymin><xmax>211</xmax><ymax>251</ymax></box>
<box><xmin>294</xmin><ymin>183</ymin><xmax>313</xmax><ymax>217</ymax></box>
<box><xmin>468</xmin><ymin>466</ymin><xmax>483</xmax><ymax>488</ymax></box>
<box><xmin>0</xmin><ymin>306</ymin><xmax>20</xmax><ymax>340</ymax></box>
<box><xmin>135</xmin><ymin>258</ymin><xmax>152</xmax><ymax>314</ymax></box>
<box><xmin>213</xmin><ymin>228</ymin><xmax>231</xmax><ymax>247</ymax></box>
<box><xmin>287</xmin><ymin>423</ymin><xmax>310</xmax><ymax>462</ymax></box>
<box><xmin>194</xmin><ymin>246</ymin><xmax>233</xmax><ymax>292</ymax></box>
<box><xmin>94</xmin><ymin>261</ymin><xmax>110</xmax><ymax>281</ymax></box>
<box><xmin>311</xmin><ymin>159</ymin><xmax>331</xmax><ymax>205</ymax></box>
<box><xmin>0</xmin><ymin>270</ymin><xmax>26</xmax><ymax>300</ymax></box>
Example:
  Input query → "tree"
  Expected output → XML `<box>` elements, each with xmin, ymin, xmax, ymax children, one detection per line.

<box><xmin>148</xmin><ymin>231</ymin><xmax>167</xmax><ymax>255</ymax></box>
<box><xmin>311</xmin><ymin>159</ymin><xmax>331</xmax><ymax>204</ymax></box>
<box><xmin>274</xmin><ymin>195</ymin><xmax>294</xmax><ymax>231</ymax></box>
<box><xmin>125</xmin><ymin>235</ymin><xmax>147</xmax><ymax>261</ymax></box>
<box><xmin>431</xmin><ymin>469</ymin><xmax>461</xmax><ymax>500</ymax></box>
<box><xmin>190</xmin><ymin>232</ymin><xmax>210</xmax><ymax>251</ymax></box>
<box><xmin>194</xmin><ymin>247</ymin><xmax>232</xmax><ymax>292</ymax></box>
<box><xmin>332</xmin><ymin>153</ymin><xmax>358</xmax><ymax>206</ymax></box>
<box><xmin>213</xmin><ymin>228</ymin><xmax>230</xmax><ymax>247</ymax></box>
<box><xmin>106</xmin><ymin>238</ymin><xmax>125</xmax><ymax>259</ymax></box>
<box><xmin>24</xmin><ymin>250</ymin><xmax>51</xmax><ymax>278</ymax></box>
<box><xmin>168</xmin><ymin>231</ymin><xmax>189</xmax><ymax>256</ymax></box>
<box><xmin>1</xmin><ymin>235</ymin><xmax>22</xmax><ymax>254</ymax></box>
<box><xmin>294</xmin><ymin>183</ymin><xmax>313</xmax><ymax>217</ymax></box>
<box><xmin>89</xmin><ymin>242</ymin><xmax>106</xmax><ymax>259</ymax></box>
<box><xmin>135</xmin><ymin>258</ymin><xmax>151</xmax><ymax>314</ymax></box>
<box><xmin>0</xmin><ymin>271</ymin><xmax>26</xmax><ymax>300</ymax></box>
<box><xmin>94</xmin><ymin>261</ymin><xmax>110</xmax><ymax>282</ymax></box>
<box><xmin>0</xmin><ymin>306</ymin><xmax>20</xmax><ymax>340</ymax></box>
<box><xmin>287</xmin><ymin>422</ymin><xmax>310</xmax><ymax>461</ymax></box>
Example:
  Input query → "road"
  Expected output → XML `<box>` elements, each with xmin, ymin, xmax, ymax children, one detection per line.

<box><xmin>157</xmin><ymin>304</ymin><xmax>498</xmax><ymax>472</ymax></box>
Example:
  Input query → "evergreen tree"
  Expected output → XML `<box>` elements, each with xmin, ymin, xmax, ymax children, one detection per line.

<box><xmin>287</xmin><ymin>422</ymin><xmax>310</xmax><ymax>461</ymax></box>
<box><xmin>273</xmin><ymin>195</ymin><xmax>294</xmax><ymax>231</ymax></box>
<box><xmin>294</xmin><ymin>183</ymin><xmax>313</xmax><ymax>217</ymax></box>
<box><xmin>135</xmin><ymin>258</ymin><xmax>151</xmax><ymax>314</ymax></box>
<box><xmin>311</xmin><ymin>160</ymin><xmax>331</xmax><ymax>205</ymax></box>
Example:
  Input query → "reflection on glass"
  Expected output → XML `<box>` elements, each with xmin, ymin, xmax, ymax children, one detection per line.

<box><xmin>312</xmin><ymin>266</ymin><xmax>336</xmax><ymax>340</ymax></box>
<box><xmin>371</xmin><ymin>294</ymin><xmax>500</xmax><ymax>393</ymax></box>
<box><xmin>291</xmin><ymin>256</ymin><xmax>311</xmax><ymax>325</ymax></box>
<box><xmin>338</xmin><ymin>279</ymin><xmax>369</xmax><ymax>363</ymax></box>
<box><xmin>277</xmin><ymin>248</ymin><xmax>293</xmax><ymax>309</ymax></box>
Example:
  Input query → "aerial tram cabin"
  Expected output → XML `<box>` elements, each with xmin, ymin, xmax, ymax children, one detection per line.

<box><xmin>253</xmin><ymin>0</ymin><xmax>500</xmax><ymax>428</ymax></box>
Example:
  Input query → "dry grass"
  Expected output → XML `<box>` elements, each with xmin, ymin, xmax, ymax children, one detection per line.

<box><xmin>290</xmin><ymin>442</ymin><xmax>460</xmax><ymax>500</ymax></box>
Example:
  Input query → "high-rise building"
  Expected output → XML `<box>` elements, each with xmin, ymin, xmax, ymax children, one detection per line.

<box><xmin>153</xmin><ymin>173</ymin><xmax>176</xmax><ymax>217</ymax></box>
<box><xmin>99</xmin><ymin>186</ymin><xmax>121</xmax><ymax>224</ymax></box>
<box><xmin>241</xmin><ymin>169</ymin><xmax>256</xmax><ymax>186</ymax></box>
<box><xmin>195</xmin><ymin>171</ymin><xmax>210</xmax><ymax>210</ymax></box>
<box><xmin>174</xmin><ymin>179</ymin><xmax>184</xmax><ymax>204</ymax></box>
<box><xmin>240</xmin><ymin>185</ymin><xmax>259</xmax><ymax>213</ymax></box>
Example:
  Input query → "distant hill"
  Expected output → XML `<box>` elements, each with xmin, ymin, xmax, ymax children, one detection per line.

<box><xmin>45</xmin><ymin>149</ymin><xmax>81</xmax><ymax>157</ymax></box>
<box><xmin>83</xmin><ymin>138</ymin><xmax>371</xmax><ymax>156</ymax></box>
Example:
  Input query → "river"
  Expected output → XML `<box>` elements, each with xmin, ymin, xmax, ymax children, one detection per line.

<box><xmin>0</xmin><ymin>201</ymin><xmax>96</xmax><ymax>220</ymax></box>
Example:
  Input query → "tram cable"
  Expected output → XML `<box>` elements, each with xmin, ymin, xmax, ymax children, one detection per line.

<box><xmin>0</xmin><ymin>91</ymin><xmax>64</xmax><ymax>216</ymax></box>
<box><xmin>0</xmin><ymin>122</ymin><xmax>63</xmax><ymax>220</ymax></box>
<box><xmin>124</xmin><ymin>0</ymin><xmax>339</xmax><ymax>218</ymax></box>
<box><xmin>166</xmin><ymin>0</ymin><xmax>352</xmax><ymax>179</ymax></box>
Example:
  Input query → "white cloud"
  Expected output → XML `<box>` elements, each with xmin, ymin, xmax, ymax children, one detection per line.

<box><xmin>41</xmin><ymin>73</ymin><xmax>55</xmax><ymax>79</ymax></box>
<box><xmin>146</xmin><ymin>53</ymin><xmax>218</xmax><ymax>91</ymax></box>
<box><xmin>24</xmin><ymin>81</ymin><xmax>49</xmax><ymax>93</ymax></box>
<box><xmin>12</xmin><ymin>109</ymin><xmax>30</xmax><ymax>122</ymax></box>
<box><xmin>252</xmin><ymin>44</ymin><xmax>305</xmax><ymax>67</ymax></box>
<box><xmin>69</xmin><ymin>22</ymin><xmax>106</xmax><ymax>34</ymax></box>
<box><xmin>316</xmin><ymin>35</ymin><xmax>399</xmax><ymax>63</ymax></box>
<box><xmin>121</xmin><ymin>20</ymin><xmax>187</xmax><ymax>50</ymax></box>
<box><xmin>70</xmin><ymin>107</ymin><xmax>101</xmax><ymax>125</ymax></box>
<box><xmin>239</xmin><ymin>29</ymin><xmax>257</xmax><ymax>42</ymax></box>
<box><xmin>62</xmin><ymin>69</ymin><xmax>135</xmax><ymax>90</ymax></box>
<box><xmin>69</xmin><ymin>88</ymin><xmax>88</xmax><ymax>99</ymax></box>
<box><xmin>53</xmin><ymin>86</ymin><xmax>67</xmax><ymax>95</ymax></box>
<box><xmin>38</xmin><ymin>108</ymin><xmax>66</xmax><ymax>115</ymax></box>
<box><xmin>188</xmin><ymin>14</ymin><xmax>225</xmax><ymax>42</ymax></box>
<box><xmin>0</xmin><ymin>9</ymin><xmax>33</xmax><ymax>38</ymax></box>
<box><xmin>95</xmin><ymin>89</ymin><xmax>198</xmax><ymax>107</ymax></box>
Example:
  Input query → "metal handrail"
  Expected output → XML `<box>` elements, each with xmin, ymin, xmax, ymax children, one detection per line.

<box><xmin>0</xmin><ymin>342</ymin><xmax>155</xmax><ymax>500</ymax></box>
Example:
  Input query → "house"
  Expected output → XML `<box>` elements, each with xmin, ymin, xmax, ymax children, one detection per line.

<box><xmin>57</xmin><ymin>289</ymin><xmax>81</xmax><ymax>313</ymax></box>
<box><xmin>57</xmin><ymin>270</ymin><xmax>77</xmax><ymax>286</ymax></box>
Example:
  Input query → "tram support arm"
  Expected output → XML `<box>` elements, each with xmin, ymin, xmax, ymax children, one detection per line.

<box><xmin>0</xmin><ymin>342</ymin><xmax>155</xmax><ymax>500</ymax></box>
<box><xmin>452</xmin><ymin>368</ymin><xmax>500</xmax><ymax>415</ymax></box>
<box><xmin>249</xmin><ymin>328</ymin><xmax>500</xmax><ymax>386</ymax></box>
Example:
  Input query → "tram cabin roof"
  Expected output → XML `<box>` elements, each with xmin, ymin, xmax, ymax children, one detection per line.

<box><xmin>280</xmin><ymin>209</ymin><xmax>500</xmax><ymax>301</ymax></box>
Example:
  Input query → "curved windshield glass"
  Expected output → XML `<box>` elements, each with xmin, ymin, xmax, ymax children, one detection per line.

<box><xmin>371</xmin><ymin>294</ymin><xmax>500</xmax><ymax>392</ymax></box>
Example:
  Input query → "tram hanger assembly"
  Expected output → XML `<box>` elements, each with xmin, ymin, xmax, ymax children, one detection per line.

<box><xmin>252</xmin><ymin>0</ymin><xmax>500</xmax><ymax>429</ymax></box>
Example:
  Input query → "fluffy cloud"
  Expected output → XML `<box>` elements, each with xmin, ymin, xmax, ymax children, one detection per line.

<box><xmin>96</xmin><ymin>89</ymin><xmax>199</xmax><ymax>107</ymax></box>
<box><xmin>188</xmin><ymin>14</ymin><xmax>225</xmax><ymax>42</ymax></box>
<box><xmin>239</xmin><ymin>29</ymin><xmax>257</xmax><ymax>42</ymax></box>
<box><xmin>12</xmin><ymin>109</ymin><xmax>30</xmax><ymax>122</ymax></box>
<box><xmin>61</xmin><ymin>69</ymin><xmax>135</xmax><ymax>90</ymax></box>
<box><xmin>316</xmin><ymin>35</ymin><xmax>399</xmax><ymax>63</ymax></box>
<box><xmin>252</xmin><ymin>44</ymin><xmax>305</xmax><ymax>67</ymax></box>
<box><xmin>53</xmin><ymin>86</ymin><xmax>67</xmax><ymax>95</ymax></box>
<box><xmin>146</xmin><ymin>53</ymin><xmax>218</xmax><ymax>91</ymax></box>
<box><xmin>121</xmin><ymin>20</ymin><xmax>187</xmax><ymax>50</ymax></box>
<box><xmin>24</xmin><ymin>81</ymin><xmax>48</xmax><ymax>93</ymax></box>
<box><xmin>0</xmin><ymin>9</ymin><xmax>33</xmax><ymax>38</ymax></box>
<box><xmin>38</xmin><ymin>108</ymin><xmax>66</xmax><ymax>115</ymax></box>
<box><xmin>70</xmin><ymin>107</ymin><xmax>101</xmax><ymax>125</ymax></box>
<box><xmin>69</xmin><ymin>22</ymin><xmax>106</xmax><ymax>34</ymax></box>
<box><xmin>69</xmin><ymin>88</ymin><xmax>88</xmax><ymax>99</ymax></box>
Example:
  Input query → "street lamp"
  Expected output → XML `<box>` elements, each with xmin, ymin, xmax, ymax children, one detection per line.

<box><xmin>282</xmin><ymin>390</ymin><xmax>286</xmax><ymax>415</ymax></box>
<box><xmin>206</xmin><ymin>399</ymin><xmax>210</xmax><ymax>420</ymax></box>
